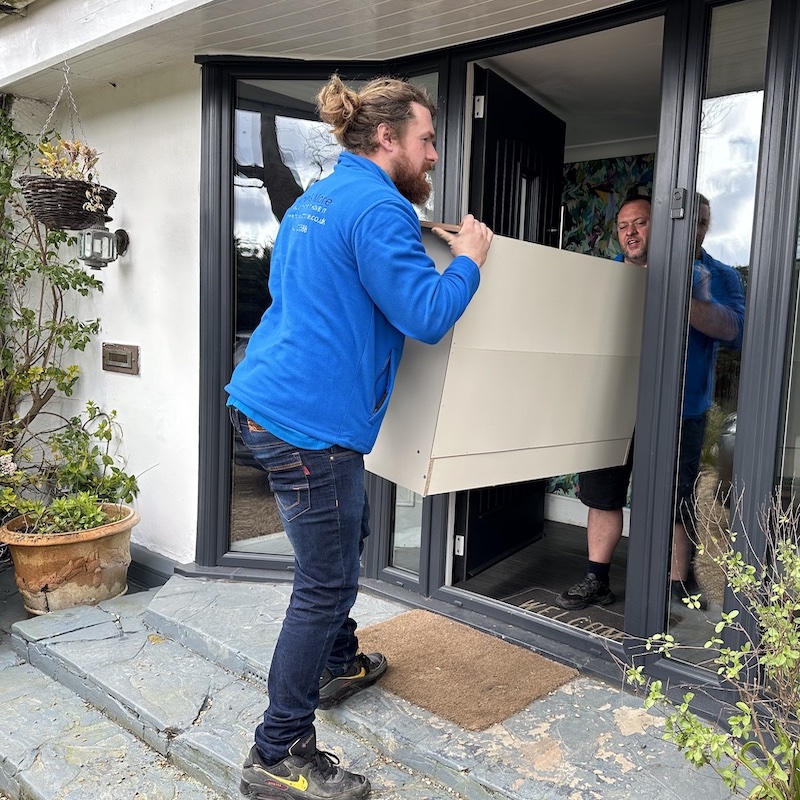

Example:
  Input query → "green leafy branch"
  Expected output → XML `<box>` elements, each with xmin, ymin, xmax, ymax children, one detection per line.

<box><xmin>624</xmin><ymin>491</ymin><xmax>800</xmax><ymax>799</ymax></box>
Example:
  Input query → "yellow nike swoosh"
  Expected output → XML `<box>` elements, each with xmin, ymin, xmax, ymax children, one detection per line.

<box><xmin>275</xmin><ymin>775</ymin><xmax>309</xmax><ymax>791</ymax></box>
<box><xmin>261</xmin><ymin>771</ymin><xmax>309</xmax><ymax>792</ymax></box>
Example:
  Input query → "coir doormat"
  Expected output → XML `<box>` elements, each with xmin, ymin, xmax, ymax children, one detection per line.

<box><xmin>357</xmin><ymin>609</ymin><xmax>578</xmax><ymax>731</ymax></box>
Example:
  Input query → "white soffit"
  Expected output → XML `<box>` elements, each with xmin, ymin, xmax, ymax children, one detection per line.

<box><xmin>485</xmin><ymin>16</ymin><xmax>664</xmax><ymax>152</ymax></box>
<box><xmin>1</xmin><ymin>0</ymin><xmax>632</xmax><ymax>100</ymax></box>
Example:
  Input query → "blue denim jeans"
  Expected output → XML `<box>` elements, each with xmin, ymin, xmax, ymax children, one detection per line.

<box><xmin>230</xmin><ymin>408</ymin><xmax>369</xmax><ymax>762</ymax></box>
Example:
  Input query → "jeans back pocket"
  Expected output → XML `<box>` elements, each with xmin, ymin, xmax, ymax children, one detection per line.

<box><xmin>267</xmin><ymin>457</ymin><xmax>311</xmax><ymax>522</ymax></box>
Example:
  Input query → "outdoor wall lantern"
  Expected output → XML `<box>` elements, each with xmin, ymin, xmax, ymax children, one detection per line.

<box><xmin>77</xmin><ymin>227</ymin><xmax>129</xmax><ymax>270</ymax></box>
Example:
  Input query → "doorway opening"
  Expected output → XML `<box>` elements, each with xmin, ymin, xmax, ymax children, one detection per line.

<box><xmin>451</xmin><ymin>17</ymin><xmax>663</xmax><ymax>643</ymax></box>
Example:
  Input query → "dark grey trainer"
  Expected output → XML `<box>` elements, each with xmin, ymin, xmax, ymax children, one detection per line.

<box><xmin>240</xmin><ymin>729</ymin><xmax>370</xmax><ymax>799</ymax></box>
<box><xmin>318</xmin><ymin>652</ymin><xmax>387</xmax><ymax>710</ymax></box>
<box><xmin>555</xmin><ymin>572</ymin><xmax>615</xmax><ymax>610</ymax></box>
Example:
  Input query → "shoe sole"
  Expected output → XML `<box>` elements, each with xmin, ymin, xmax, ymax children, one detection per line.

<box><xmin>240</xmin><ymin>777</ymin><xmax>371</xmax><ymax>799</ymax></box>
<box><xmin>318</xmin><ymin>659</ymin><xmax>388</xmax><ymax>710</ymax></box>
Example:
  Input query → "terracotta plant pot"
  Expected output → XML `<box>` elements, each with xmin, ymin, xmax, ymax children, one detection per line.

<box><xmin>0</xmin><ymin>504</ymin><xmax>139</xmax><ymax>615</ymax></box>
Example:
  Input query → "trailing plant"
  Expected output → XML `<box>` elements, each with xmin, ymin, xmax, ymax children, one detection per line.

<box><xmin>34</xmin><ymin>135</ymin><xmax>105</xmax><ymax>212</ymax></box>
<box><xmin>0</xmin><ymin>95</ymin><xmax>104</xmax><ymax>455</ymax></box>
<box><xmin>625</xmin><ymin>489</ymin><xmax>800</xmax><ymax>799</ymax></box>
<box><xmin>35</xmin><ymin>137</ymin><xmax>100</xmax><ymax>182</ymax></box>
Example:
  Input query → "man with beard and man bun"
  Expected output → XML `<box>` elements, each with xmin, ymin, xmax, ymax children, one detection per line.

<box><xmin>228</xmin><ymin>74</ymin><xmax>493</xmax><ymax>800</ymax></box>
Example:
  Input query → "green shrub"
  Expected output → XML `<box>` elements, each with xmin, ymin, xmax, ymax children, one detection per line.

<box><xmin>626</xmin><ymin>493</ymin><xmax>800</xmax><ymax>798</ymax></box>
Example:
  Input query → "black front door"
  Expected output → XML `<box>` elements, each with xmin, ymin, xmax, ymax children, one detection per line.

<box><xmin>453</xmin><ymin>66</ymin><xmax>566</xmax><ymax>583</ymax></box>
<box><xmin>469</xmin><ymin>65</ymin><xmax>566</xmax><ymax>244</ymax></box>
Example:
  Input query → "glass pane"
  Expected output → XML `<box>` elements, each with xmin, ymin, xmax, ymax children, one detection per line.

<box><xmin>230</xmin><ymin>79</ymin><xmax>342</xmax><ymax>556</ymax></box>
<box><xmin>777</xmin><ymin>231</ymin><xmax>800</xmax><ymax>499</ymax></box>
<box><xmin>229</xmin><ymin>73</ymin><xmax>439</xmax><ymax>557</ymax></box>
<box><xmin>391</xmin><ymin>487</ymin><xmax>423</xmax><ymax>574</ymax></box>
<box><xmin>668</xmin><ymin>0</ymin><xmax>769</xmax><ymax>661</ymax></box>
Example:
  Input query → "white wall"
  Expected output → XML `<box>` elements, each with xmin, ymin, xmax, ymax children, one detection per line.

<box><xmin>36</xmin><ymin>62</ymin><xmax>204</xmax><ymax>564</ymax></box>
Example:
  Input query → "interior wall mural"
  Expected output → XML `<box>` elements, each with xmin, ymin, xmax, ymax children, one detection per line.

<box><xmin>561</xmin><ymin>153</ymin><xmax>655</xmax><ymax>257</ymax></box>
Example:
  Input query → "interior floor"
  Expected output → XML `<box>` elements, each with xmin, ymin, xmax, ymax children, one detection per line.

<box><xmin>456</xmin><ymin>519</ymin><xmax>723</xmax><ymax>666</ymax></box>
<box><xmin>456</xmin><ymin>520</ymin><xmax>628</xmax><ymax>642</ymax></box>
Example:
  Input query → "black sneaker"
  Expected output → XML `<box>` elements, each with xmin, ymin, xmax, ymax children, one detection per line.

<box><xmin>555</xmin><ymin>573</ymin><xmax>615</xmax><ymax>610</ymax></box>
<box><xmin>318</xmin><ymin>652</ymin><xmax>387</xmax><ymax>710</ymax></box>
<box><xmin>240</xmin><ymin>729</ymin><xmax>370</xmax><ymax>799</ymax></box>
<box><xmin>671</xmin><ymin>578</ymin><xmax>708</xmax><ymax>611</ymax></box>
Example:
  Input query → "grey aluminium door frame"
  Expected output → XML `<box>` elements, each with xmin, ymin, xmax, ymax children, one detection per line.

<box><xmin>194</xmin><ymin>56</ymin><xmax>447</xmax><ymax>575</ymax></box>
<box><xmin>626</xmin><ymin>0</ymin><xmax>800</xmax><ymax>696</ymax></box>
<box><xmin>424</xmin><ymin>0</ymin><xmax>800</xmax><ymax>686</ymax></box>
<box><xmin>193</xmin><ymin>0</ymin><xmax>800</xmax><ymax>693</ymax></box>
<box><xmin>428</xmin><ymin>0</ymin><xmax>671</xmax><ymax>661</ymax></box>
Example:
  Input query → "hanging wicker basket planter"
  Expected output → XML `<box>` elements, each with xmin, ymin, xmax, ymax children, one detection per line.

<box><xmin>17</xmin><ymin>174</ymin><xmax>115</xmax><ymax>230</ymax></box>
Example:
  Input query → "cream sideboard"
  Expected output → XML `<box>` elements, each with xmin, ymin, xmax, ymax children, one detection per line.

<box><xmin>364</xmin><ymin>227</ymin><xmax>646</xmax><ymax>497</ymax></box>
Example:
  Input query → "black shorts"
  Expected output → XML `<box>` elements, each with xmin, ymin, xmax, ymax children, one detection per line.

<box><xmin>577</xmin><ymin>437</ymin><xmax>634</xmax><ymax>511</ymax></box>
<box><xmin>577</xmin><ymin>415</ymin><xmax>707</xmax><ymax>520</ymax></box>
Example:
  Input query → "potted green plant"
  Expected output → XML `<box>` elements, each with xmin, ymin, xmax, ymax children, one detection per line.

<box><xmin>0</xmin><ymin>402</ymin><xmax>140</xmax><ymax>615</ymax></box>
<box><xmin>624</xmin><ymin>490</ymin><xmax>800</xmax><ymax>799</ymax></box>
<box><xmin>1</xmin><ymin>97</ymin><xmax>137</xmax><ymax>612</ymax></box>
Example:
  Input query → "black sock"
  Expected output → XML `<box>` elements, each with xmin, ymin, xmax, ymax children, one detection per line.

<box><xmin>587</xmin><ymin>561</ymin><xmax>610</xmax><ymax>586</ymax></box>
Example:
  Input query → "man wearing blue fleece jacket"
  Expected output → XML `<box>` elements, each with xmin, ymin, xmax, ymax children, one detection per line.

<box><xmin>230</xmin><ymin>74</ymin><xmax>493</xmax><ymax>800</ymax></box>
<box><xmin>555</xmin><ymin>194</ymin><xmax>744</xmax><ymax>615</ymax></box>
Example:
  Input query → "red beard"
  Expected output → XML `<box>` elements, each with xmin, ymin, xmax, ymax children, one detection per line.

<box><xmin>393</xmin><ymin>152</ymin><xmax>433</xmax><ymax>205</ymax></box>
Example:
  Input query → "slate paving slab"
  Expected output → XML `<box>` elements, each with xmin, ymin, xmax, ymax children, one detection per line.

<box><xmin>146</xmin><ymin>576</ymin><xmax>736</xmax><ymax>800</ymax></box>
<box><xmin>0</xmin><ymin>663</ymin><xmax>222</xmax><ymax>800</ymax></box>
<box><xmin>0</xmin><ymin>562</ymin><xmax>24</xmax><ymax>664</ymax></box>
<box><xmin>2</xmin><ymin>571</ymin><xmax>737</xmax><ymax>800</ymax></box>
<box><xmin>8</xmin><ymin>580</ymin><xmax>468</xmax><ymax>799</ymax></box>
<box><xmin>144</xmin><ymin>576</ymin><xmax>407</xmax><ymax>682</ymax></box>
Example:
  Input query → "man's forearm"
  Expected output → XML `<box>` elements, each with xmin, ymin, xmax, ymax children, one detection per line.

<box><xmin>689</xmin><ymin>298</ymin><xmax>740</xmax><ymax>342</ymax></box>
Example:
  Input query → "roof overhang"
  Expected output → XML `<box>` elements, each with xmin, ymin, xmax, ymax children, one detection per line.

<box><xmin>0</xmin><ymin>0</ymin><xmax>634</xmax><ymax>101</ymax></box>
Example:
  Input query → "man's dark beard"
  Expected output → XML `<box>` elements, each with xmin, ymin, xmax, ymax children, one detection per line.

<box><xmin>393</xmin><ymin>154</ymin><xmax>432</xmax><ymax>205</ymax></box>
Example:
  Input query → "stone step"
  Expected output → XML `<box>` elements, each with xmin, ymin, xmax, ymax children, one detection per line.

<box><xmin>8</xmin><ymin>575</ymin><xmax>738</xmax><ymax>800</ymax></box>
<box><xmin>141</xmin><ymin>576</ymin><xmax>738</xmax><ymax>800</ymax></box>
<box><xmin>9</xmin><ymin>584</ymin><xmax>467</xmax><ymax>800</ymax></box>
<box><xmin>0</xmin><ymin>661</ymin><xmax>222</xmax><ymax>800</ymax></box>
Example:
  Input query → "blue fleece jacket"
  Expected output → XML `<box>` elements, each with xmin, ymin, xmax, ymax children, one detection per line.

<box><xmin>683</xmin><ymin>248</ymin><xmax>744</xmax><ymax>418</ymax></box>
<box><xmin>226</xmin><ymin>152</ymin><xmax>480</xmax><ymax>454</ymax></box>
<box><xmin>614</xmin><ymin>248</ymin><xmax>744</xmax><ymax>418</ymax></box>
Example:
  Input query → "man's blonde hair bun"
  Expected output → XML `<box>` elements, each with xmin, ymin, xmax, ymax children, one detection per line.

<box><xmin>317</xmin><ymin>74</ymin><xmax>434</xmax><ymax>154</ymax></box>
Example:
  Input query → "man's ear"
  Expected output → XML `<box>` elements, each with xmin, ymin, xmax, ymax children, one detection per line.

<box><xmin>375</xmin><ymin>122</ymin><xmax>396</xmax><ymax>153</ymax></box>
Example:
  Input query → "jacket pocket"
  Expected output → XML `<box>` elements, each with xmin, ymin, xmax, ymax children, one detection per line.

<box><xmin>371</xmin><ymin>350</ymin><xmax>397</xmax><ymax>416</ymax></box>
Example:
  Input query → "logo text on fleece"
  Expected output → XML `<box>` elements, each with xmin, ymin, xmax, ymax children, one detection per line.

<box><xmin>289</xmin><ymin>192</ymin><xmax>332</xmax><ymax>232</ymax></box>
